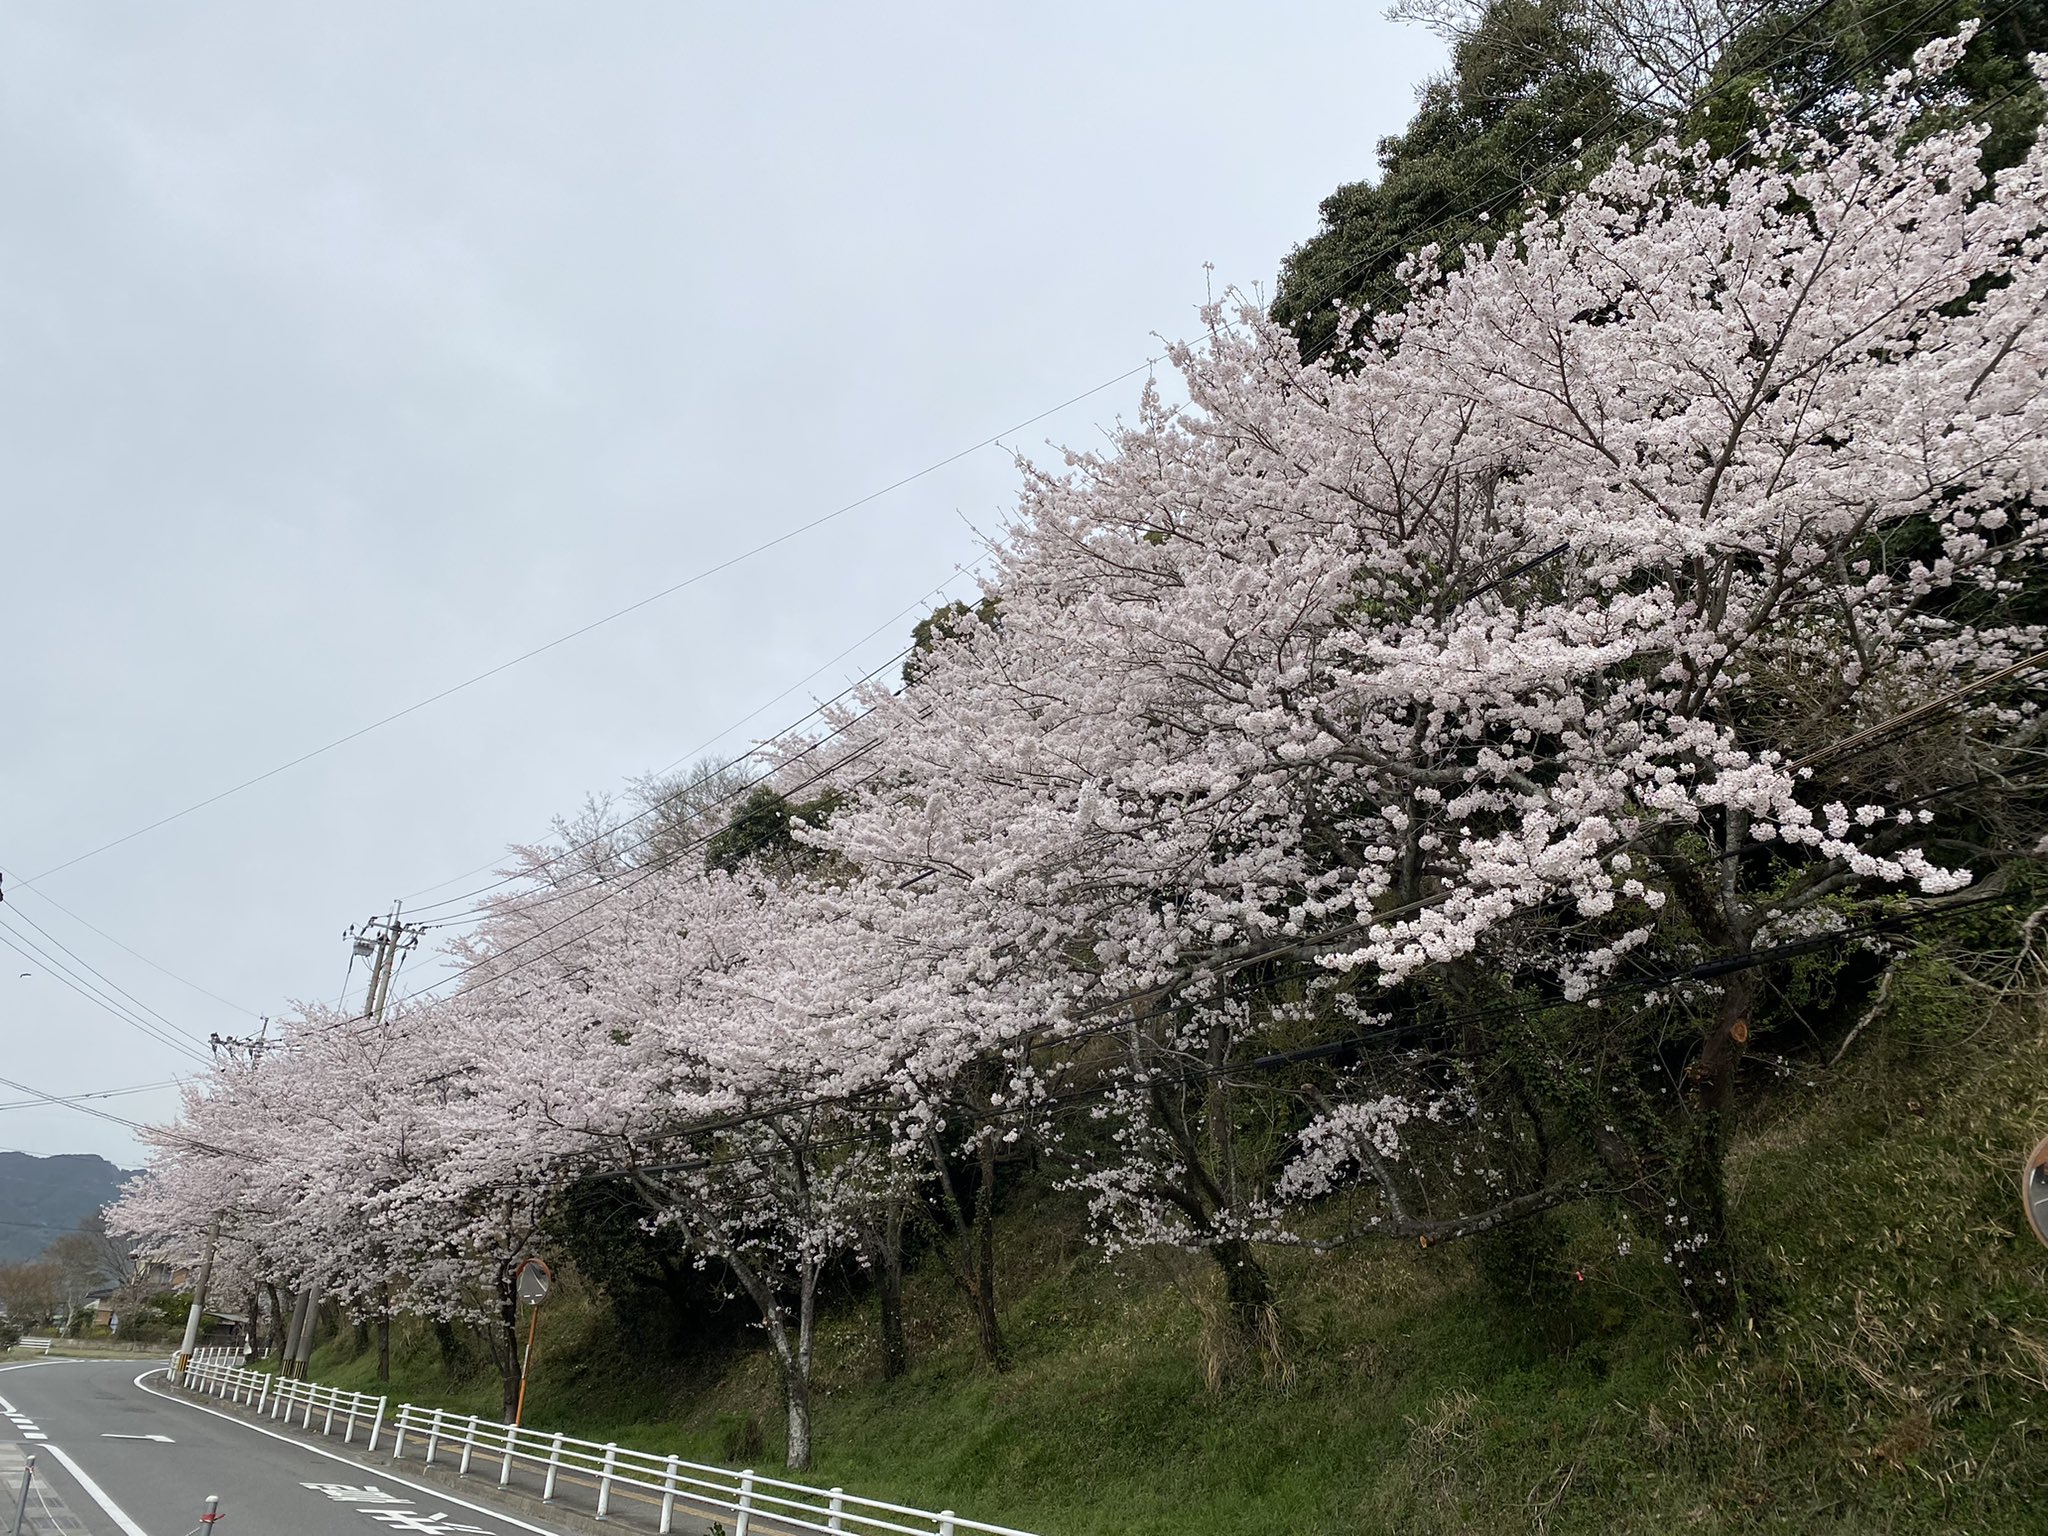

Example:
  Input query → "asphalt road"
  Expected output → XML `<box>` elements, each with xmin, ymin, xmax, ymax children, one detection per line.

<box><xmin>0</xmin><ymin>1359</ymin><xmax>572</xmax><ymax>1536</ymax></box>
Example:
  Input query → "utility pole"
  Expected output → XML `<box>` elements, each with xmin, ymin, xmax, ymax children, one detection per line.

<box><xmin>177</xmin><ymin>1021</ymin><xmax>269</xmax><ymax>1383</ymax></box>
<box><xmin>344</xmin><ymin>905</ymin><xmax>422</xmax><ymax>1031</ymax></box>
<box><xmin>285</xmin><ymin>909</ymin><xmax>421</xmax><ymax>1380</ymax></box>
<box><xmin>173</xmin><ymin>1216</ymin><xmax>220</xmax><ymax>1381</ymax></box>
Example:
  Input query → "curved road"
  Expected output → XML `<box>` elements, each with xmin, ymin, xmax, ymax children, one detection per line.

<box><xmin>0</xmin><ymin>1359</ymin><xmax>569</xmax><ymax>1536</ymax></box>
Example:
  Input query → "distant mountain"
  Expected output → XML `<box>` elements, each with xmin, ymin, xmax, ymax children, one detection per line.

<box><xmin>0</xmin><ymin>1151</ymin><xmax>131</xmax><ymax>1263</ymax></box>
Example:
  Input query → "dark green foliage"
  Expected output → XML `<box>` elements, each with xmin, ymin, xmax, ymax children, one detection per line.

<box><xmin>1473</xmin><ymin>1212</ymin><xmax>1588</xmax><ymax>1355</ymax></box>
<box><xmin>703</xmin><ymin>788</ymin><xmax>844</xmax><ymax>876</ymax></box>
<box><xmin>1276</xmin><ymin>2</ymin><xmax>2048</xmax><ymax>369</ymax></box>
<box><xmin>904</xmin><ymin>598</ymin><xmax>1000</xmax><ymax>687</ymax></box>
<box><xmin>1697</xmin><ymin>0</ymin><xmax>2048</xmax><ymax>168</ymax></box>
<box><xmin>1273</xmin><ymin>0</ymin><xmax>1649</xmax><ymax>359</ymax></box>
<box><xmin>543</xmin><ymin>1178</ymin><xmax>752</xmax><ymax>1359</ymax></box>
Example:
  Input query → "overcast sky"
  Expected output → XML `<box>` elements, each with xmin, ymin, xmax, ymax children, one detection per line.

<box><xmin>0</xmin><ymin>3</ymin><xmax>1441</xmax><ymax>1170</ymax></box>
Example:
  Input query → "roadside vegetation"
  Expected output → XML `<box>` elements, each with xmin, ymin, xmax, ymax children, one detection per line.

<box><xmin>117</xmin><ymin>4</ymin><xmax>2048</xmax><ymax>1532</ymax></box>
<box><xmin>307</xmin><ymin>956</ymin><xmax>2048</xmax><ymax>1534</ymax></box>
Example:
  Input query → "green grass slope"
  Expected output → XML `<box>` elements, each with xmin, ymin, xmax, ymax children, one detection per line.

<box><xmin>316</xmin><ymin>992</ymin><xmax>2048</xmax><ymax>1535</ymax></box>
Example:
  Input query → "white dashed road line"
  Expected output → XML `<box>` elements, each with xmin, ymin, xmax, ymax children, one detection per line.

<box><xmin>0</xmin><ymin>1393</ymin><xmax>49</xmax><ymax>1441</ymax></box>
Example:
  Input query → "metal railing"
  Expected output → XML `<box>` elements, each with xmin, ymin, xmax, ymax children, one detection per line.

<box><xmin>181</xmin><ymin>1357</ymin><xmax>387</xmax><ymax>1448</ymax></box>
<box><xmin>384</xmin><ymin>1403</ymin><xmax>1039</xmax><ymax>1536</ymax></box>
<box><xmin>172</xmin><ymin>1360</ymin><xmax>1039</xmax><ymax>1536</ymax></box>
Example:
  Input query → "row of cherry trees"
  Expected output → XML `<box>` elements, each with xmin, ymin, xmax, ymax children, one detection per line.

<box><xmin>117</xmin><ymin>40</ymin><xmax>2048</xmax><ymax>1469</ymax></box>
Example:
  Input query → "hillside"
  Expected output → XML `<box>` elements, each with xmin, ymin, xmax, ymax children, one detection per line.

<box><xmin>0</xmin><ymin>1151</ymin><xmax>129</xmax><ymax>1263</ymax></box>
<box><xmin>312</xmin><ymin>982</ymin><xmax>2048</xmax><ymax>1535</ymax></box>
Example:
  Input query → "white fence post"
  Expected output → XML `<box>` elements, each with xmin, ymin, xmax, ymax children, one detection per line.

<box><xmin>659</xmin><ymin>1455</ymin><xmax>679</xmax><ymax>1534</ymax></box>
<box><xmin>827</xmin><ymin>1488</ymin><xmax>845</xmax><ymax>1531</ymax></box>
<box><xmin>596</xmin><ymin>1442</ymin><xmax>619</xmax><ymax>1519</ymax></box>
<box><xmin>500</xmin><ymin>1424</ymin><xmax>517</xmax><ymax>1488</ymax></box>
<box><xmin>322</xmin><ymin>1389</ymin><xmax>337</xmax><ymax>1436</ymax></box>
<box><xmin>392</xmin><ymin>1404</ymin><xmax>412</xmax><ymax>1460</ymax></box>
<box><xmin>939</xmin><ymin>1513</ymin><xmax>957</xmax><ymax>1536</ymax></box>
<box><xmin>542</xmin><ymin>1431</ymin><xmax>564</xmax><ymax>1502</ymax></box>
<box><xmin>425</xmin><ymin>1406</ymin><xmax>445</xmax><ymax>1466</ymax></box>
<box><xmin>366</xmin><ymin>1397</ymin><xmax>386</xmax><ymax>1453</ymax></box>
<box><xmin>458</xmin><ymin>1414</ymin><xmax>480</xmax><ymax>1476</ymax></box>
<box><xmin>735</xmin><ymin>1469</ymin><xmax>755</xmax><ymax>1536</ymax></box>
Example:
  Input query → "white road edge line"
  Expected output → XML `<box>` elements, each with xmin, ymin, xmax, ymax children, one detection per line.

<box><xmin>43</xmin><ymin>1442</ymin><xmax>152</xmax><ymax>1536</ymax></box>
<box><xmin>131</xmin><ymin>1370</ymin><xmax>570</xmax><ymax>1536</ymax></box>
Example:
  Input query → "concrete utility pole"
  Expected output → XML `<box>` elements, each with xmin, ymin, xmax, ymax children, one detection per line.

<box><xmin>286</xmin><ymin>1273</ymin><xmax>324</xmax><ymax>1380</ymax></box>
<box><xmin>176</xmin><ymin>1020</ymin><xmax>271</xmax><ymax>1383</ymax></box>
<box><xmin>285</xmin><ymin>908</ymin><xmax>420</xmax><ymax>1379</ymax></box>
<box><xmin>346</xmin><ymin>904</ymin><xmax>421</xmax><ymax>1032</ymax></box>
<box><xmin>280</xmin><ymin>1287</ymin><xmax>311</xmax><ymax>1376</ymax></box>
<box><xmin>174</xmin><ymin>1216</ymin><xmax>220</xmax><ymax>1377</ymax></box>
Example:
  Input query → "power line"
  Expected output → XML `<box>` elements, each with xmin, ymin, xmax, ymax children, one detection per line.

<box><xmin>0</xmin><ymin>1071</ymin><xmax>241</xmax><ymax>1165</ymax></box>
<box><xmin>23</xmin><ymin>365</ymin><xmax>1162</xmax><ymax>889</ymax></box>
<box><xmin>0</xmin><ymin>918</ymin><xmax>211</xmax><ymax>1066</ymax></box>
<box><xmin>391</xmin><ymin>641</ymin><xmax>902</xmax><ymax>939</ymax></box>
<box><xmin>0</xmin><ymin>900</ymin><xmax>209</xmax><ymax>1047</ymax></box>
<box><xmin>398</xmin><ymin>561</ymin><xmax>989</xmax><ymax>915</ymax></box>
<box><xmin>375</xmin><ymin>714</ymin><xmax>891</xmax><ymax>1019</ymax></box>
<box><xmin>0</xmin><ymin>880</ymin><xmax>259</xmax><ymax>1019</ymax></box>
<box><xmin>0</xmin><ymin>1080</ymin><xmax>182</xmax><ymax>1114</ymax></box>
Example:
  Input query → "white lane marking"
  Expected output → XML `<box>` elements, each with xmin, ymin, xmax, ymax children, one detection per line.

<box><xmin>0</xmin><ymin>1394</ymin><xmax>14</xmax><ymax>1411</ymax></box>
<box><xmin>102</xmin><ymin>1433</ymin><xmax>175</xmax><ymax>1442</ymax></box>
<box><xmin>43</xmin><ymin>1441</ymin><xmax>153</xmax><ymax>1536</ymax></box>
<box><xmin>132</xmin><ymin>1370</ymin><xmax>570</xmax><ymax>1536</ymax></box>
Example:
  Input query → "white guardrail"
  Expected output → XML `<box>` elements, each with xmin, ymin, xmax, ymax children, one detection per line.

<box><xmin>176</xmin><ymin>1356</ymin><xmax>1039</xmax><ymax>1536</ymax></box>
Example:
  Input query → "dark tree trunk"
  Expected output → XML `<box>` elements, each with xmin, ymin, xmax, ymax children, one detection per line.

<box><xmin>433</xmin><ymin>1315</ymin><xmax>460</xmax><ymax>1372</ymax></box>
<box><xmin>264</xmin><ymin>1285</ymin><xmax>286</xmax><ymax>1359</ymax></box>
<box><xmin>376</xmin><ymin>1300</ymin><xmax>391</xmax><ymax>1384</ymax></box>
<box><xmin>972</xmin><ymin>1134</ymin><xmax>1007</xmax><ymax>1370</ymax></box>
<box><xmin>1208</xmin><ymin>1236</ymin><xmax>1276</xmax><ymax>1333</ymax></box>
<box><xmin>921</xmin><ymin>1122</ymin><xmax>1008</xmax><ymax>1372</ymax></box>
<box><xmin>497</xmin><ymin>1279</ymin><xmax>521</xmax><ymax>1423</ymax></box>
<box><xmin>872</xmin><ymin>1198</ymin><xmax>909</xmax><ymax>1382</ymax></box>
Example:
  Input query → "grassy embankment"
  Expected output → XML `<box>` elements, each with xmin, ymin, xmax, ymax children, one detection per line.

<box><xmin>314</xmin><ymin>983</ymin><xmax>2048</xmax><ymax>1535</ymax></box>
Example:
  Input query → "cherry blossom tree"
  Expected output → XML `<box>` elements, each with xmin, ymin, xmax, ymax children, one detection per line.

<box><xmin>122</xmin><ymin>39</ymin><xmax>2048</xmax><ymax>1417</ymax></box>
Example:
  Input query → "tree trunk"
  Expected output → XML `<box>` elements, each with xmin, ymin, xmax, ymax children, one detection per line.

<box><xmin>498</xmin><ymin>1279</ymin><xmax>522</xmax><ymax>1423</ymax></box>
<box><xmin>376</xmin><ymin>1301</ymin><xmax>391</xmax><ymax>1384</ymax></box>
<box><xmin>872</xmin><ymin>1199</ymin><xmax>908</xmax><ymax>1382</ymax></box>
<box><xmin>784</xmin><ymin>1371</ymin><xmax>812</xmax><ymax>1472</ymax></box>
<box><xmin>786</xmin><ymin>1268</ymin><xmax>818</xmax><ymax>1470</ymax></box>
<box><xmin>1208</xmin><ymin>1236</ymin><xmax>1276</xmax><ymax>1334</ymax></box>
<box><xmin>921</xmin><ymin>1124</ymin><xmax>1007</xmax><ymax>1371</ymax></box>
<box><xmin>265</xmin><ymin>1286</ymin><xmax>286</xmax><ymax>1360</ymax></box>
<box><xmin>971</xmin><ymin>1134</ymin><xmax>1007</xmax><ymax>1370</ymax></box>
<box><xmin>1671</xmin><ymin>969</ymin><xmax>1757</xmax><ymax>1327</ymax></box>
